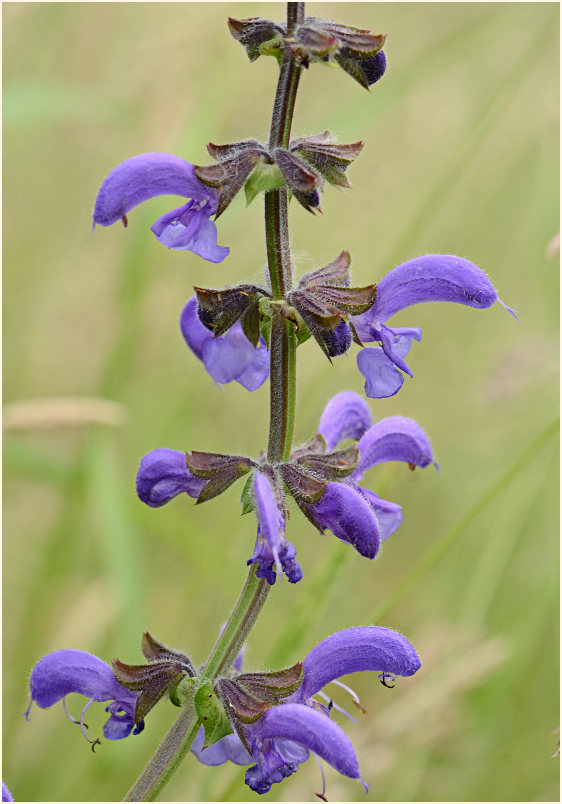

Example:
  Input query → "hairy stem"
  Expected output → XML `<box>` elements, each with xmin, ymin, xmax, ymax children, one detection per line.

<box><xmin>123</xmin><ymin>3</ymin><xmax>305</xmax><ymax>801</ymax></box>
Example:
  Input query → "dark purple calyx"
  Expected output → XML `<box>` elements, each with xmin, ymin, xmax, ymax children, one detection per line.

<box><xmin>216</xmin><ymin>664</ymin><xmax>303</xmax><ymax>750</ymax></box>
<box><xmin>194</xmin><ymin>284</ymin><xmax>271</xmax><ymax>346</ymax></box>
<box><xmin>227</xmin><ymin>13</ymin><xmax>386</xmax><ymax>91</ymax></box>
<box><xmin>195</xmin><ymin>141</ymin><xmax>270</xmax><ymax>217</ymax></box>
<box><xmin>288</xmin><ymin>251</ymin><xmax>377</xmax><ymax>360</ymax></box>
<box><xmin>294</xmin><ymin>17</ymin><xmax>386</xmax><ymax>89</ymax></box>
<box><xmin>186</xmin><ymin>451</ymin><xmax>254</xmax><ymax>504</ymax></box>
<box><xmin>290</xmin><ymin>131</ymin><xmax>364</xmax><ymax>189</ymax></box>
<box><xmin>295</xmin><ymin>444</ymin><xmax>359</xmax><ymax>480</ymax></box>
<box><xmin>273</xmin><ymin>148</ymin><xmax>323</xmax><ymax>213</ymax></box>
<box><xmin>112</xmin><ymin>632</ymin><xmax>195</xmax><ymax>728</ymax></box>
<box><xmin>227</xmin><ymin>16</ymin><xmax>285</xmax><ymax>62</ymax></box>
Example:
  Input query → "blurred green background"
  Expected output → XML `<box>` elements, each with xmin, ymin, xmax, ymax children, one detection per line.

<box><xmin>3</xmin><ymin>3</ymin><xmax>559</xmax><ymax>802</ymax></box>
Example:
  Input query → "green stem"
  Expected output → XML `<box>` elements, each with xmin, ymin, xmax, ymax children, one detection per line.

<box><xmin>124</xmin><ymin>567</ymin><xmax>269</xmax><ymax>802</ymax></box>
<box><xmin>123</xmin><ymin>3</ymin><xmax>304</xmax><ymax>800</ymax></box>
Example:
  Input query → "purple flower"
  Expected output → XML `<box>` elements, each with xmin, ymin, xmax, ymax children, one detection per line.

<box><xmin>247</xmin><ymin>472</ymin><xmax>303</xmax><ymax>585</ymax></box>
<box><xmin>2</xmin><ymin>783</ymin><xmax>13</xmax><ymax>802</ymax></box>
<box><xmin>180</xmin><ymin>297</ymin><xmax>270</xmax><ymax>391</ymax></box>
<box><xmin>136</xmin><ymin>448</ymin><xmax>205</xmax><ymax>508</ymax></box>
<box><xmin>352</xmin><ymin>254</ymin><xmax>517</xmax><ymax>398</ymax></box>
<box><xmin>192</xmin><ymin>626</ymin><xmax>420</xmax><ymax>795</ymax></box>
<box><xmin>307</xmin><ymin>391</ymin><xmax>437</xmax><ymax>557</ymax></box>
<box><xmin>93</xmin><ymin>152</ymin><xmax>229</xmax><ymax>263</ymax></box>
<box><xmin>26</xmin><ymin>649</ymin><xmax>142</xmax><ymax>746</ymax></box>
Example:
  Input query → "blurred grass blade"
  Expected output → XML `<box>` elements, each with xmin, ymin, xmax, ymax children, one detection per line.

<box><xmin>3</xmin><ymin>81</ymin><xmax>128</xmax><ymax>126</ymax></box>
<box><xmin>265</xmin><ymin>541</ymin><xmax>354</xmax><ymax>668</ymax></box>
<box><xmin>369</xmin><ymin>418</ymin><xmax>559</xmax><ymax>624</ymax></box>
<box><xmin>85</xmin><ymin>433</ymin><xmax>145</xmax><ymax>653</ymax></box>
<box><xmin>461</xmin><ymin>444</ymin><xmax>557</xmax><ymax>628</ymax></box>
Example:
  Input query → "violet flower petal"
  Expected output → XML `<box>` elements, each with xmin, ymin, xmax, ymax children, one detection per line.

<box><xmin>309</xmin><ymin>482</ymin><xmax>380</xmax><ymax>559</ymax></box>
<box><xmin>300</xmin><ymin>626</ymin><xmax>421</xmax><ymax>700</ymax></box>
<box><xmin>357</xmin><ymin>328</ymin><xmax>423</xmax><ymax>398</ymax></box>
<box><xmin>30</xmin><ymin>650</ymin><xmax>134</xmax><ymax>708</ymax></box>
<box><xmin>354</xmin><ymin>417</ymin><xmax>436</xmax><ymax>478</ymax></box>
<box><xmin>28</xmin><ymin>649</ymin><xmax>138</xmax><ymax>741</ymax></box>
<box><xmin>357</xmin><ymin>347</ymin><xmax>404</xmax><ymax>398</ymax></box>
<box><xmin>354</xmin><ymin>255</ymin><xmax>508</xmax><ymax>335</ymax></box>
<box><xmin>2</xmin><ymin>783</ymin><xmax>13</xmax><ymax>802</ymax></box>
<box><xmin>104</xmin><ymin>702</ymin><xmax>143</xmax><ymax>740</ymax></box>
<box><xmin>180</xmin><ymin>297</ymin><xmax>207</xmax><ymax>360</ymax></box>
<box><xmin>254</xmin><ymin>472</ymin><xmax>282</xmax><ymax>550</ymax></box>
<box><xmin>180</xmin><ymin>298</ymin><xmax>269</xmax><ymax>391</ymax></box>
<box><xmin>249</xmin><ymin>473</ymin><xmax>302</xmax><ymax>584</ymax></box>
<box><xmin>250</xmin><ymin>703</ymin><xmax>364</xmax><ymax>787</ymax></box>
<box><xmin>236</xmin><ymin>343</ymin><xmax>270</xmax><ymax>392</ymax></box>
<box><xmin>201</xmin><ymin>331</ymin><xmax>253</xmax><ymax>384</ymax></box>
<box><xmin>359</xmin><ymin>488</ymin><xmax>403</xmax><ymax>541</ymax></box>
<box><xmin>275</xmin><ymin>738</ymin><xmax>310</xmax><ymax>765</ymax></box>
<box><xmin>152</xmin><ymin>201</ymin><xmax>229</xmax><ymax>263</ymax></box>
<box><xmin>191</xmin><ymin>727</ymin><xmax>252</xmax><ymax>766</ymax></box>
<box><xmin>318</xmin><ymin>391</ymin><xmax>372</xmax><ymax>450</ymax></box>
<box><xmin>136</xmin><ymin>448</ymin><xmax>204</xmax><ymax>508</ymax></box>
<box><xmin>93</xmin><ymin>153</ymin><xmax>214</xmax><ymax>227</ymax></box>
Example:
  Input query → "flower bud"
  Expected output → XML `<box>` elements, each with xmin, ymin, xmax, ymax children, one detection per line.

<box><xmin>136</xmin><ymin>449</ymin><xmax>205</xmax><ymax>508</ymax></box>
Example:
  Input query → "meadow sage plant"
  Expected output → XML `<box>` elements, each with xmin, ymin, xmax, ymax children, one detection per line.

<box><xmin>25</xmin><ymin>4</ymin><xmax>515</xmax><ymax>801</ymax></box>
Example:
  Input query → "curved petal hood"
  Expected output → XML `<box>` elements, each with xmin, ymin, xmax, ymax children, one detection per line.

<box><xmin>93</xmin><ymin>153</ymin><xmax>215</xmax><ymax>227</ymax></box>
<box><xmin>136</xmin><ymin>448</ymin><xmax>204</xmax><ymax>507</ymax></box>
<box><xmin>30</xmin><ymin>649</ymin><xmax>135</xmax><ymax>708</ymax></box>
<box><xmin>355</xmin><ymin>255</ymin><xmax>500</xmax><ymax>332</ymax></box>
<box><xmin>309</xmin><ymin>482</ymin><xmax>380</xmax><ymax>559</ymax></box>
<box><xmin>300</xmin><ymin>626</ymin><xmax>421</xmax><ymax>700</ymax></box>
<box><xmin>318</xmin><ymin>391</ymin><xmax>372</xmax><ymax>450</ymax></box>
<box><xmin>354</xmin><ymin>417</ymin><xmax>437</xmax><ymax>478</ymax></box>
<box><xmin>250</xmin><ymin>703</ymin><xmax>364</xmax><ymax>786</ymax></box>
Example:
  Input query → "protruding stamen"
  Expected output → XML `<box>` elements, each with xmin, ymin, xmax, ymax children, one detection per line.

<box><xmin>79</xmin><ymin>699</ymin><xmax>100</xmax><ymax>748</ymax></box>
<box><xmin>121</xmin><ymin>215</ymin><xmax>128</xmax><ymax>228</ymax></box>
<box><xmin>317</xmin><ymin>691</ymin><xmax>359</xmax><ymax>724</ymax></box>
<box><xmin>62</xmin><ymin>696</ymin><xmax>82</xmax><ymax>726</ymax></box>
<box><xmin>313</xmin><ymin>752</ymin><xmax>328</xmax><ymax>802</ymax></box>
<box><xmin>378</xmin><ymin>672</ymin><xmax>396</xmax><ymax>689</ymax></box>
<box><xmin>332</xmin><ymin>679</ymin><xmax>367</xmax><ymax>713</ymax></box>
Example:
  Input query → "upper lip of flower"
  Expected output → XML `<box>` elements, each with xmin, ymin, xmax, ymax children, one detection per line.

<box><xmin>92</xmin><ymin>152</ymin><xmax>229</xmax><ymax>263</ymax></box>
<box><xmin>351</xmin><ymin>253</ymin><xmax>517</xmax><ymax>399</ymax></box>
<box><xmin>26</xmin><ymin>648</ymin><xmax>142</xmax><ymax>747</ymax></box>
<box><xmin>297</xmin><ymin>390</ymin><xmax>437</xmax><ymax>558</ymax></box>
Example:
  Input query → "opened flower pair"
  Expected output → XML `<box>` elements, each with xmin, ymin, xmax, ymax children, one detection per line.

<box><xmin>136</xmin><ymin>390</ymin><xmax>437</xmax><ymax>583</ymax></box>
<box><xmin>94</xmin><ymin>151</ymin><xmax>514</xmax><ymax>399</ymax></box>
<box><xmin>27</xmin><ymin>626</ymin><xmax>420</xmax><ymax>796</ymax></box>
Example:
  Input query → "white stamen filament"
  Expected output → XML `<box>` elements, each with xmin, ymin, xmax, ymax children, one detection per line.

<box><xmin>331</xmin><ymin>679</ymin><xmax>367</xmax><ymax>713</ymax></box>
<box><xmin>312</xmin><ymin>751</ymin><xmax>328</xmax><ymax>801</ymax></box>
<box><xmin>62</xmin><ymin>696</ymin><xmax>80</xmax><ymax>725</ymax></box>
<box><xmin>317</xmin><ymin>691</ymin><xmax>359</xmax><ymax>724</ymax></box>
<box><xmin>80</xmin><ymin>699</ymin><xmax>96</xmax><ymax>743</ymax></box>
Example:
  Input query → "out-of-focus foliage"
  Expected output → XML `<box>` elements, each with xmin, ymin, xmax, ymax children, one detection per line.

<box><xmin>3</xmin><ymin>3</ymin><xmax>559</xmax><ymax>802</ymax></box>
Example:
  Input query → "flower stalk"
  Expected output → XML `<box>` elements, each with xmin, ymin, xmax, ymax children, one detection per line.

<box><xmin>124</xmin><ymin>4</ymin><xmax>305</xmax><ymax>799</ymax></box>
